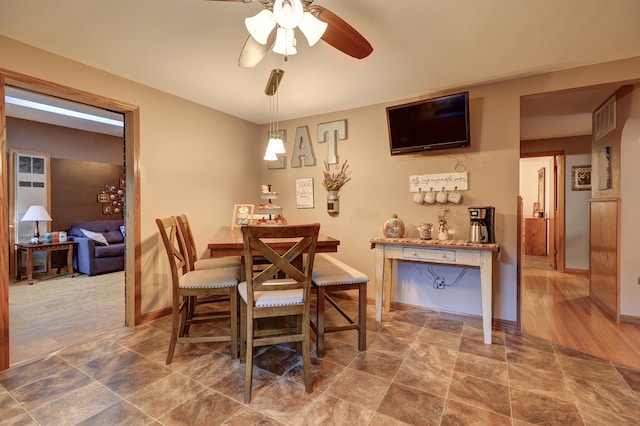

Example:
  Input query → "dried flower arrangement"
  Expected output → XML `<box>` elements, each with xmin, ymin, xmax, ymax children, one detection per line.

<box><xmin>436</xmin><ymin>206</ymin><xmax>450</xmax><ymax>224</ymax></box>
<box><xmin>322</xmin><ymin>160</ymin><xmax>351</xmax><ymax>192</ymax></box>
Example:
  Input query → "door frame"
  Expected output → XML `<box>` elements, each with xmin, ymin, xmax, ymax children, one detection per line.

<box><xmin>1</xmin><ymin>68</ymin><xmax>141</xmax><ymax>370</ymax></box>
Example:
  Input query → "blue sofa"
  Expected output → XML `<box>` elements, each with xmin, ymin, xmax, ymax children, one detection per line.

<box><xmin>68</xmin><ymin>219</ymin><xmax>125</xmax><ymax>276</ymax></box>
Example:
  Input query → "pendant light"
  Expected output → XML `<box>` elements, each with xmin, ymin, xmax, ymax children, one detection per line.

<box><xmin>264</xmin><ymin>69</ymin><xmax>285</xmax><ymax>161</ymax></box>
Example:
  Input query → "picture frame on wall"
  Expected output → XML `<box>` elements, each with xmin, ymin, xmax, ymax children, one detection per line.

<box><xmin>231</xmin><ymin>204</ymin><xmax>254</xmax><ymax>229</ymax></box>
<box><xmin>102</xmin><ymin>204</ymin><xmax>113</xmax><ymax>215</ymax></box>
<box><xmin>571</xmin><ymin>165</ymin><xmax>591</xmax><ymax>191</ymax></box>
<box><xmin>97</xmin><ymin>192</ymin><xmax>110</xmax><ymax>203</ymax></box>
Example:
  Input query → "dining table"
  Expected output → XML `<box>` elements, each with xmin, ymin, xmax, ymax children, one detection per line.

<box><xmin>207</xmin><ymin>226</ymin><xmax>340</xmax><ymax>279</ymax></box>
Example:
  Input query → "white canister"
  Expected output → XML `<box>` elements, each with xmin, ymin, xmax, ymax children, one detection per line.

<box><xmin>58</xmin><ymin>231</ymin><xmax>67</xmax><ymax>242</ymax></box>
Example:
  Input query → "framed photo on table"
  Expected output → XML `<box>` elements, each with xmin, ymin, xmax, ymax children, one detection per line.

<box><xmin>571</xmin><ymin>165</ymin><xmax>591</xmax><ymax>191</ymax></box>
<box><xmin>231</xmin><ymin>204</ymin><xmax>254</xmax><ymax>229</ymax></box>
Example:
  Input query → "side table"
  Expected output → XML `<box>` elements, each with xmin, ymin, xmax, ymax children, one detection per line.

<box><xmin>15</xmin><ymin>241</ymin><xmax>75</xmax><ymax>285</ymax></box>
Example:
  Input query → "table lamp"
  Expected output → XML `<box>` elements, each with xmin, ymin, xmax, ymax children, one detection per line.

<box><xmin>21</xmin><ymin>205</ymin><xmax>52</xmax><ymax>240</ymax></box>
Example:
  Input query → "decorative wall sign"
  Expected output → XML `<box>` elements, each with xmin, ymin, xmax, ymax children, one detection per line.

<box><xmin>317</xmin><ymin>120</ymin><xmax>347</xmax><ymax>165</ymax></box>
<box><xmin>409</xmin><ymin>172</ymin><xmax>468</xmax><ymax>192</ymax></box>
<box><xmin>231</xmin><ymin>204</ymin><xmax>254</xmax><ymax>229</ymax></box>
<box><xmin>295</xmin><ymin>178</ymin><xmax>314</xmax><ymax>208</ymax></box>
<box><xmin>571</xmin><ymin>165</ymin><xmax>591</xmax><ymax>191</ymax></box>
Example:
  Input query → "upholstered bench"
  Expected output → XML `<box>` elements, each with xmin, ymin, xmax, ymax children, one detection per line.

<box><xmin>311</xmin><ymin>254</ymin><xmax>368</xmax><ymax>357</ymax></box>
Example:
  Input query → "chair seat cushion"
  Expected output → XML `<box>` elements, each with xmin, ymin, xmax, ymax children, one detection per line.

<box><xmin>195</xmin><ymin>256</ymin><xmax>241</xmax><ymax>270</ymax></box>
<box><xmin>179</xmin><ymin>267</ymin><xmax>239</xmax><ymax>289</ymax></box>
<box><xmin>238</xmin><ymin>279</ymin><xmax>303</xmax><ymax>307</ymax></box>
<box><xmin>312</xmin><ymin>254</ymin><xmax>369</xmax><ymax>286</ymax></box>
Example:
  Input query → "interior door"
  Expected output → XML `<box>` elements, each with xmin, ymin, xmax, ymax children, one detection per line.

<box><xmin>547</xmin><ymin>157</ymin><xmax>556</xmax><ymax>269</ymax></box>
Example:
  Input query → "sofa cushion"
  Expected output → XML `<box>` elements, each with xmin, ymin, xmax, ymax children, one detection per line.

<box><xmin>104</xmin><ymin>230</ymin><xmax>124</xmax><ymax>244</ymax></box>
<box><xmin>95</xmin><ymin>243</ymin><xmax>125</xmax><ymax>258</ymax></box>
<box><xmin>81</xmin><ymin>228</ymin><xmax>109</xmax><ymax>245</ymax></box>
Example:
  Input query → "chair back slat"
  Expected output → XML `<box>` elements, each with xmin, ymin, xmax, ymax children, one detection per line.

<box><xmin>242</xmin><ymin>224</ymin><xmax>320</xmax><ymax>303</ymax></box>
<box><xmin>155</xmin><ymin>216</ymin><xmax>188</xmax><ymax>295</ymax></box>
<box><xmin>176</xmin><ymin>214</ymin><xmax>197</xmax><ymax>272</ymax></box>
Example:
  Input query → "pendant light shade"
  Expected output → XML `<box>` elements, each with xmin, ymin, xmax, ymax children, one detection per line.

<box><xmin>267</xmin><ymin>136</ymin><xmax>286</xmax><ymax>154</ymax></box>
<box><xmin>273</xmin><ymin>27</ymin><xmax>297</xmax><ymax>56</ymax></box>
<box><xmin>298</xmin><ymin>12</ymin><xmax>328</xmax><ymax>46</ymax></box>
<box><xmin>263</xmin><ymin>145</ymin><xmax>278</xmax><ymax>161</ymax></box>
<box><xmin>245</xmin><ymin>9</ymin><xmax>276</xmax><ymax>45</ymax></box>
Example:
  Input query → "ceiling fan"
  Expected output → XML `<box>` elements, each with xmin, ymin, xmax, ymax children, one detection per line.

<box><xmin>209</xmin><ymin>0</ymin><xmax>373</xmax><ymax>67</ymax></box>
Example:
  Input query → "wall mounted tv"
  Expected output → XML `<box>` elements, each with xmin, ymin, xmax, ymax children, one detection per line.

<box><xmin>386</xmin><ymin>91</ymin><xmax>470</xmax><ymax>155</ymax></box>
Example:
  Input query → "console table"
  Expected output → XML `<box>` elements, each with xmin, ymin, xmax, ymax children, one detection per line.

<box><xmin>370</xmin><ymin>237</ymin><xmax>500</xmax><ymax>344</ymax></box>
<box><xmin>15</xmin><ymin>241</ymin><xmax>75</xmax><ymax>285</ymax></box>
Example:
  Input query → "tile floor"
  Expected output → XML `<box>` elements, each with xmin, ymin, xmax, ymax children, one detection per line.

<box><xmin>2</xmin><ymin>299</ymin><xmax>640</xmax><ymax>425</ymax></box>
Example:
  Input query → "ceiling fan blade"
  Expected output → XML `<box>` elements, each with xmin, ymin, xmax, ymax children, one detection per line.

<box><xmin>238</xmin><ymin>28</ymin><xmax>276</xmax><ymax>68</ymax></box>
<box><xmin>306</xmin><ymin>5</ymin><xmax>373</xmax><ymax>60</ymax></box>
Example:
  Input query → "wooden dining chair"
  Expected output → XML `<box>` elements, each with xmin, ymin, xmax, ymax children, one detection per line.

<box><xmin>156</xmin><ymin>216</ymin><xmax>239</xmax><ymax>364</ymax></box>
<box><xmin>177</xmin><ymin>214</ymin><xmax>241</xmax><ymax>272</ymax></box>
<box><xmin>238</xmin><ymin>223</ymin><xmax>320</xmax><ymax>404</ymax></box>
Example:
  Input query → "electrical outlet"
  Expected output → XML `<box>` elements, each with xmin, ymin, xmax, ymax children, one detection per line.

<box><xmin>435</xmin><ymin>277</ymin><xmax>445</xmax><ymax>289</ymax></box>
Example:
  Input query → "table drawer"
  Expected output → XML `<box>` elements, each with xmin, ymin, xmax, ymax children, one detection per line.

<box><xmin>403</xmin><ymin>247</ymin><xmax>456</xmax><ymax>262</ymax></box>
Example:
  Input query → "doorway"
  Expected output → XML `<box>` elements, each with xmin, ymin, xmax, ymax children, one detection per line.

<box><xmin>0</xmin><ymin>71</ymin><xmax>141</xmax><ymax>370</ymax></box>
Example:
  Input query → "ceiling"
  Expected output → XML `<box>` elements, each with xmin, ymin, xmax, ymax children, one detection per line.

<box><xmin>1</xmin><ymin>0</ymin><xmax>639</xmax><ymax>140</ymax></box>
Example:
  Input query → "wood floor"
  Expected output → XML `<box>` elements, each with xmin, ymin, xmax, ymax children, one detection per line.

<box><xmin>522</xmin><ymin>255</ymin><xmax>640</xmax><ymax>370</ymax></box>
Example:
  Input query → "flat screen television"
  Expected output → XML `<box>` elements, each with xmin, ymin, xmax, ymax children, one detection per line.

<box><xmin>386</xmin><ymin>91</ymin><xmax>470</xmax><ymax>155</ymax></box>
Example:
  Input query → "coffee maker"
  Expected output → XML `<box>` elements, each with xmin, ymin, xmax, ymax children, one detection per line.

<box><xmin>468</xmin><ymin>207</ymin><xmax>495</xmax><ymax>244</ymax></box>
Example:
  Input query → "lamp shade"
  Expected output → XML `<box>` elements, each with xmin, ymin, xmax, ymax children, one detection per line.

<box><xmin>21</xmin><ymin>205</ymin><xmax>52</xmax><ymax>222</ymax></box>
<box><xmin>267</xmin><ymin>136</ymin><xmax>286</xmax><ymax>154</ymax></box>
<box><xmin>273</xmin><ymin>27</ymin><xmax>297</xmax><ymax>56</ymax></box>
<box><xmin>298</xmin><ymin>12</ymin><xmax>327</xmax><ymax>46</ymax></box>
<box><xmin>273</xmin><ymin>0</ymin><xmax>304</xmax><ymax>29</ymax></box>
<box><xmin>245</xmin><ymin>9</ymin><xmax>276</xmax><ymax>45</ymax></box>
<box><xmin>263</xmin><ymin>146</ymin><xmax>278</xmax><ymax>161</ymax></box>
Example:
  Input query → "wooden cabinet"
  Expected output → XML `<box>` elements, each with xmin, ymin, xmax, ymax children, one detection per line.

<box><xmin>525</xmin><ymin>218</ymin><xmax>547</xmax><ymax>256</ymax></box>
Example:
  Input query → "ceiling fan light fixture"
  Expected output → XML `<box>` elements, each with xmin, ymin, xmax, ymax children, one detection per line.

<box><xmin>245</xmin><ymin>9</ymin><xmax>276</xmax><ymax>45</ymax></box>
<box><xmin>273</xmin><ymin>27</ymin><xmax>297</xmax><ymax>56</ymax></box>
<box><xmin>298</xmin><ymin>11</ymin><xmax>328</xmax><ymax>46</ymax></box>
<box><xmin>273</xmin><ymin>0</ymin><xmax>304</xmax><ymax>29</ymax></box>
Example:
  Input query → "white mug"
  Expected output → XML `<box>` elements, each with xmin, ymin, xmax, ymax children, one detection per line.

<box><xmin>448</xmin><ymin>188</ymin><xmax>463</xmax><ymax>204</ymax></box>
<box><xmin>413</xmin><ymin>189</ymin><xmax>425</xmax><ymax>204</ymax></box>
<box><xmin>423</xmin><ymin>188</ymin><xmax>436</xmax><ymax>204</ymax></box>
<box><xmin>436</xmin><ymin>187</ymin><xmax>448</xmax><ymax>204</ymax></box>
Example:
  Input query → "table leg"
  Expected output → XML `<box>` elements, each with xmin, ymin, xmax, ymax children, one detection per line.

<box><xmin>67</xmin><ymin>245</ymin><xmax>75</xmax><ymax>278</ymax></box>
<box><xmin>479</xmin><ymin>251</ymin><xmax>493</xmax><ymax>344</ymax></box>
<box><xmin>26</xmin><ymin>248</ymin><xmax>34</xmax><ymax>285</ymax></box>
<box><xmin>16</xmin><ymin>248</ymin><xmax>23</xmax><ymax>280</ymax></box>
<box><xmin>374</xmin><ymin>246</ymin><xmax>384</xmax><ymax>322</ymax></box>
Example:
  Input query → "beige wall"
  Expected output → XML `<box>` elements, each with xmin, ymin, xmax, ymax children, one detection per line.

<box><xmin>3</xmin><ymin>35</ymin><xmax>640</xmax><ymax>320</ymax></box>
<box><xmin>258</xmin><ymin>58</ymin><xmax>640</xmax><ymax>322</ymax></box>
<box><xmin>1</xmin><ymin>36</ymin><xmax>261</xmax><ymax>314</ymax></box>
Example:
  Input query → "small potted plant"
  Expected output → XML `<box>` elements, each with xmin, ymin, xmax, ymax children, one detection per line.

<box><xmin>322</xmin><ymin>160</ymin><xmax>351</xmax><ymax>213</ymax></box>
